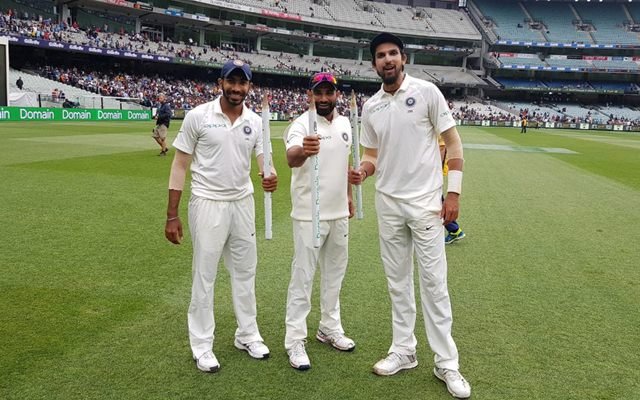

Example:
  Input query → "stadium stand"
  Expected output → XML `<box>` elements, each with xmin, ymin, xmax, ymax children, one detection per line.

<box><xmin>494</xmin><ymin>78</ymin><xmax>547</xmax><ymax>90</ymax></box>
<box><xmin>498</xmin><ymin>55</ymin><xmax>547</xmax><ymax>68</ymax></box>
<box><xmin>544</xmin><ymin>58</ymin><xmax>593</xmax><ymax>70</ymax></box>
<box><xmin>11</xmin><ymin>67</ymin><xmax>146</xmax><ymax>109</ymax></box>
<box><xmin>473</xmin><ymin>0</ymin><xmax>545</xmax><ymax>42</ymax></box>
<box><xmin>2</xmin><ymin>0</ymin><xmax>640</xmax><ymax>127</ymax></box>
<box><xmin>628</xmin><ymin>3</ymin><xmax>640</xmax><ymax>22</ymax></box>
<box><xmin>524</xmin><ymin>2</ymin><xmax>593</xmax><ymax>44</ymax></box>
<box><xmin>220</xmin><ymin>0</ymin><xmax>480</xmax><ymax>38</ymax></box>
<box><xmin>451</xmin><ymin>99</ymin><xmax>519</xmax><ymax>121</ymax></box>
<box><xmin>596</xmin><ymin>105</ymin><xmax>640</xmax><ymax>122</ymax></box>
<box><xmin>573</xmin><ymin>3</ymin><xmax>640</xmax><ymax>46</ymax></box>
<box><xmin>591</xmin><ymin>59</ymin><xmax>639</xmax><ymax>71</ymax></box>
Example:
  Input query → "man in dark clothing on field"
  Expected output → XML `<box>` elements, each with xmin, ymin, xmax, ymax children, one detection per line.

<box><xmin>16</xmin><ymin>77</ymin><xmax>23</xmax><ymax>90</ymax></box>
<box><xmin>152</xmin><ymin>94</ymin><xmax>172</xmax><ymax>156</ymax></box>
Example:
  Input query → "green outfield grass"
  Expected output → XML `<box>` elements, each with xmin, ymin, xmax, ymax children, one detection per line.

<box><xmin>1</xmin><ymin>121</ymin><xmax>638</xmax><ymax>400</ymax></box>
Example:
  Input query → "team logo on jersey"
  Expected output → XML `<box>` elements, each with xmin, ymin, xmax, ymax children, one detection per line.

<box><xmin>341</xmin><ymin>132</ymin><xmax>349</xmax><ymax>143</ymax></box>
<box><xmin>405</xmin><ymin>97</ymin><xmax>416</xmax><ymax>107</ymax></box>
<box><xmin>243</xmin><ymin>126</ymin><xmax>252</xmax><ymax>135</ymax></box>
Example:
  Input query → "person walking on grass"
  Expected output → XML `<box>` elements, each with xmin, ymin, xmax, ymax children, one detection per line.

<box><xmin>283</xmin><ymin>72</ymin><xmax>356</xmax><ymax>371</ymax></box>
<box><xmin>152</xmin><ymin>93</ymin><xmax>172</xmax><ymax>156</ymax></box>
<box><xmin>164</xmin><ymin>60</ymin><xmax>278</xmax><ymax>373</ymax></box>
<box><xmin>349</xmin><ymin>32</ymin><xmax>471</xmax><ymax>399</ymax></box>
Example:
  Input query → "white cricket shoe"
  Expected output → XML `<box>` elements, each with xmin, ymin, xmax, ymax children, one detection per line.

<box><xmin>287</xmin><ymin>340</ymin><xmax>311</xmax><ymax>370</ymax></box>
<box><xmin>316</xmin><ymin>330</ymin><xmax>356</xmax><ymax>352</ymax></box>
<box><xmin>372</xmin><ymin>352</ymin><xmax>418</xmax><ymax>376</ymax></box>
<box><xmin>194</xmin><ymin>351</ymin><xmax>220</xmax><ymax>373</ymax></box>
<box><xmin>434</xmin><ymin>367</ymin><xmax>471</xmax><ymax>399</ymax></box>
<box><xmin>234</xmin><ymin>339</ymin><xmax>270</xmax><ymax>359</ymax></box>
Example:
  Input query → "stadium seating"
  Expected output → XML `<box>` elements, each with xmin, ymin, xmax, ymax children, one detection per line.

<box><xmin>597</xmin><ymin>105</ymin><xmax>640</xmax><ymax>122</ymax></box>
<box><xmin>494</xmin><ymin>78</ymin><xmax>547</xmax><ymax>89</ymax></box>
<box><xmin>219</xmin><ymin>0</ymin><xmax>479</xmax><ymax>37</ymax></box>
<box><xmin>524</xmin><ymin>2</ymin><xmax>593</xmax><ymax>44</ymax></box>
<box><xmin>628</xmin><ymin>3</ymin><xmax>640</xmax><ymax>22</ymax></box>
<box><xmin>473</xmin><ymin>0</ymin><xmax>545</xmax><ymax>42</ymax></box>
<box><xmin>591</xmin><ymin>60</ymin><xmax>639</xmax><ymax>71</ymax></box>
<box><xmin>496</xmin><ymin>101</ymin><xmax>562</xmax><ymax>119</ymax></box>
<box><xmin>573</xmin><ymin>3</ymin><xmax>640</xmax><ymax>45</ymax></box>
<box><xmin>9</xmin><ymin>68</ymin><xmax>145</xmax><ymax>110</ymax></box>
<box><xmin>543</xmin><ymin>80</ymin><xmax>592</xmax><ymax>91</ymax></box>
<box><xmin>371</xmin><ymin>4</ymin><xmax>434</xmax><ymax>33</ymax></box>
<box><xmin>560</xmin><ymin>103</ymin><xmax>598</xmax><ymax>120</ymax></box>
<box><xmin>544</xmin><ymin>58</ymin><xmax>593</xmax><ymax>69</ymax></box>
<box><xmin>498</xmin><ymin>56</ymin><xmax>546</xmax><ymax>68</ymax></box>
<box><xmin>451</xmin><ymin>100</ymin><xmax>518</xmax><ymax>121</ymax></box>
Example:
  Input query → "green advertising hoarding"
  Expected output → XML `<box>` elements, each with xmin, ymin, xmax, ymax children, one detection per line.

<box><xmin>0</xmin><ymin>107</ymin><xmax>151</xmax><ymax>122</ymax></box>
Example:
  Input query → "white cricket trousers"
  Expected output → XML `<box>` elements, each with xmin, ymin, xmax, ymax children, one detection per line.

<box><xmin>284</xmin><ymin>218</ymin><xmax>349</xmax><ymax>349</ymax></box>
<box><xmin>375</xmin><ymin>190</ymin><xmax>459</xmax><ymax>370</ymax></box>
<box><xmin>187</xmin><ymin>195</ymin><xmax>264</xmax><ymax>358</ymax></box>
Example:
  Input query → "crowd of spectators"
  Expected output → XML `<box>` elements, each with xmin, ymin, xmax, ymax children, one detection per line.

<box><xmin>37</xmin><ymin>65</ymin><xmax>372</xmax><ymax>115</ymax></box>
<box><xmin>452</xmin><ymin>103</ymin><xmax>519</xmax><ymax>122</ymax></box>
<box><xmin>28</xmin><ymin>64</ymin><xmax>640</xmax><ymax>124</ymax></box>
<box><xmin>509</xmin><ymin>105</ymin><xmax>640</xmax><ymax>127</ymax></box>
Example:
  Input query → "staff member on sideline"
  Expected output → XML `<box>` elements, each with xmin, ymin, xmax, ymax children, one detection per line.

<box><xmin>283</xmin><ymin>72</ymin><xmax>356</xmax><ymax>371</ymax></box>
<box><xmin>349</xmin><ymin>33</ymin><xmax>471</xmax><ymax>399</ymax></box>
<box><xmin>152</xmin><ymin>93</ymin><xmax>172</xmax><ymax>156</ymax></box>
<box><xmin>164</xmin><ymin>60</ymin><xmax>278</xmax><ymax>373</ymax></box>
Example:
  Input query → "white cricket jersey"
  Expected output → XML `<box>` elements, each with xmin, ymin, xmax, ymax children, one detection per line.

<box><xmin>360</xmin><ymin>74</ymin><xmax>456</xmax><ymax>200</ymax></box>
<box><xmin>173</xmin><ymin>97</ymin><xmax>264</xmax><ymax>201</ymax></box>
<box><xmin>285</xmin><ymin>110</ymin><xmax>351</xmax><ymax>221</ymax></box>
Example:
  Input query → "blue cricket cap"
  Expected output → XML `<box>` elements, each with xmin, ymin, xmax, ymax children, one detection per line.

<box><xmin>221</xmin><ymin>60</ymin><xmax>252</xmax><ymax>80</ymax></box>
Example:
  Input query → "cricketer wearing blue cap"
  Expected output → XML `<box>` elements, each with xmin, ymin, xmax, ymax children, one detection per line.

<box><xmin>164</xmin><ymin>59</ymin><xmax>278</xmax><ymax>373</ymax></box>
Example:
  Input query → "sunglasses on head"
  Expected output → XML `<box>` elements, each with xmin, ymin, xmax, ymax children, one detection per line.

<box><xmin>312</xmin><ymin>73</ymin><xmax>337</xmax><ymax>85</ymax></box>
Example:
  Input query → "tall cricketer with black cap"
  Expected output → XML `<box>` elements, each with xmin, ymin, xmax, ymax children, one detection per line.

<box><xmin>349</xmin><ymin>33</ymin><xmax>471</xmax><ymax>399</ymax></box>
<box><xmin>164</xmin><ymin>59</ymin><xmax>278</xmax><ymax>373</ymax></box>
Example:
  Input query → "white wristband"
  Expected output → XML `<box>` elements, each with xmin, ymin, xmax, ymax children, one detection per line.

<box><xmin>447</xmin><ymin>170</ymin><xmax>463</xmax><ymax>194</ymax></box>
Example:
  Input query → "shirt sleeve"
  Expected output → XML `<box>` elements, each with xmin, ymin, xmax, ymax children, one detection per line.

<box><xmin>428</xmin><ymin>85</ymin><xmax>456</xmax><ymax>136</ymax></box>
<box><xmin>359</xmin><ymin>103</ymin><xmax>378</xmax><ymax>149</ymax></box>
<box><xmin>172</xmin><ymin>109</ymin><xmax>199</xmax><ymax>154</ymax></box>
<box><xmin>284</xmin><ymin>120</ymin><xmax>306</xmax><ymax>150</ymax></box>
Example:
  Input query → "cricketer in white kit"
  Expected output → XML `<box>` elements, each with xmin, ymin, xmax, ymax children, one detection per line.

<box><xmin>283</xmin><ymin>72</ymin><xmax>356</xmax><ymax>371</ymax></box>
<box><xmin>164</xmin><ymin>60</ymin><xmax>278</xmax><ymax>373</ymax></box>
<box><xmin>349</xmin><ymin>33</ymin><xmax>470</xmax><ymax>399</ymax></box>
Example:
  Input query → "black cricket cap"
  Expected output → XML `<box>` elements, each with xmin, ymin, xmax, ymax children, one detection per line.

<box><xmin>369</xmin><ymin>32</ymin><xmax>404</xmax><ymax>57</ymax></box>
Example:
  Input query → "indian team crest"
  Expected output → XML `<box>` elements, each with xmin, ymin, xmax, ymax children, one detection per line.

<box><xmin>405</xmin><ymin>97</ymin><xmax>416</xmax><ymax>107</ymax></box>
<box><xmin>341</xmin><ymin>132</ymin><xmax>349</xmax><ymax>143</ymax></box>
<box><xmin>243</xmin><ymin>126</ymin><xmax>252</xmax><ymax>135</ymax></box>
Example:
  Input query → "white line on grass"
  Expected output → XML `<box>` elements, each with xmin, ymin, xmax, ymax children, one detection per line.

<box><xmin>464</xmin><ymin>143</ymin><xmax>578</xmax><ymax>154</ymax></box>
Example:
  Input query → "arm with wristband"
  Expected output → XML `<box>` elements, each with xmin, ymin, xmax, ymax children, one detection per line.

<box><xmin>165</xmin><ymin>149</ymin><xmax>192</xmax><ymax>244</ymax></box>
<box><xmin>440</xmin><ymin>126</ymin><xmax>464</xmax><ymax>225</ymax></box>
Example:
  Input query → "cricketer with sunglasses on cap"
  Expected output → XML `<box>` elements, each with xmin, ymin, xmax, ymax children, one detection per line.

<box><xmin>164</xmin><ymin>60</ymin><xmax>278</xmax><ymax>373</ymax></box>
<box><xmin>282</xmin><ymin>72</ymin><xmax>356</xmax><ymax>371</ymax></box>
<box><xmin>348</xmin><ymin>33</ymin><xmax>471</xmax><ymax>399</ymax></box>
